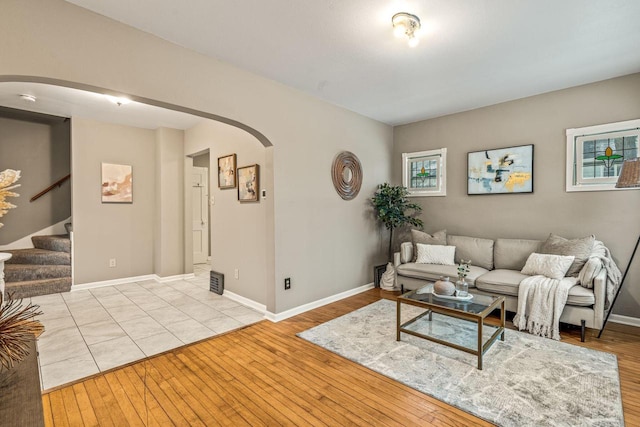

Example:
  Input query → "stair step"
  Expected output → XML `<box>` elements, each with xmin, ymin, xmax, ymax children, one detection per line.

<box><xmin>4</xmin><ymin>264</ymin><xmax>71</xmax><ymax>282</ymax></box>
<box><xmin>31</xmin><ymin>235</ymin><xmax>71</xmax><ymax>253</ymax></box>
<box><xmin>4</xmin><ymin>277</ymin><xmax>72</xmax><ymax>300</ymax></box>
<box><xmin>4</xmin><ymin>248</ymin><xmax>71</xmax><ymax>265</ymax></box>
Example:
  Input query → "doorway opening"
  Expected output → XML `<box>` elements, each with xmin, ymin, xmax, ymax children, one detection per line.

<box><xmin>192</xmin><ymin>151</ymin><xmax>211</xmax><ymax>266</ymax></box>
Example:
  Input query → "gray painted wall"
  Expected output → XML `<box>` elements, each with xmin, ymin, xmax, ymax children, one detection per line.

<box><xmin>0</xmin><ymin>0</ymin><xmax>393</xmax><ymax>314</ymax></box>
<box><xmin>154</xmin><ymin>127</ymin><xmax>185</xmax><ymax>278</ymax></box>
<box><xmin>0</xmin><ymin>115</ymin><xmax>70</xmax><ymax>244</ymax></box>
<box><xmin>185</xmin><ymin>121</ymin><xmax>269</xmax><ymax>306</ymax></box>
<box><xmin>71</xmin><ymin>118</ymin><xmax>156</xmax><ymax>284</ymax></box>
<box><xmin>393</xmin><ymin>73</ymin><xmax>640</xmax><ymax>318</ymax></box>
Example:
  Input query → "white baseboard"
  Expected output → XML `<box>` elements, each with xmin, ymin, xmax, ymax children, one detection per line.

<box><xmin>609</xmin><ymin>314</ymin><xmax>640</xmax><ymax>328</ymax></box>
<box><xmin>156</xmin><ymin>273</ymin><xmax>195</xmax><ymax>282</ymax></box>
<box><xmin>265</xmin><ymin>283</ymin><xmax>375</xmax><ymax>323</ymax></box>
<box><xmin>72</xmin><ymin>278</ymin><xmax>376</xmax><ymax>325</ymax></box>
<box><xmin>223</xmin><ymin>290</ymin><xmax>267</xmax><ymax>314</ymax></box>
<box><xmin>72</xmin><ymin>272</ymin><xmax>196</xmax><ymax>290</ymax></box>
<box><xmin>72</xmin><ymin>274</ymin><xmax>156</xmax><ymax>291</ymax></box>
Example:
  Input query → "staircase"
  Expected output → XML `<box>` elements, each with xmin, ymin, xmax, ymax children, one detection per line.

<box><xmin>4</xmin><ymin>235</ymin><xmax>71</xmax><ymax>299</ymax></box>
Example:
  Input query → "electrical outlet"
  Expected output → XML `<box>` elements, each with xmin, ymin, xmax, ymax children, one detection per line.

<box><xmin>234</xmin><ymin>268</ymin><xmax>239</xmax><ymax>279</ymax></box>
<box><xmin>284</xmin><ymin>277</ymin><xmax>291</xmax><ymax>290</ymax></box>
<box><xmin>109</xmin><ymin>258</ymin><xmax>116</xmax><ymax>268</ymax></box>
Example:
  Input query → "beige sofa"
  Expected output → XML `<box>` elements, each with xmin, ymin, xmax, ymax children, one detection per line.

<box><xmin>395</xmin><ymin>234</ymin><xmax>608</xmax><ymax>342</ymax></box>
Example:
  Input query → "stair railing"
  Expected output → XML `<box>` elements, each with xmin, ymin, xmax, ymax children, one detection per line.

<box><xmin>30</xmin><ymin>174</ymin><xmax>71</xmax><ymax>202</ymax></box>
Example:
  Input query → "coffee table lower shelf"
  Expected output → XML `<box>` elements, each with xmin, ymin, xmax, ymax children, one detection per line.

<box><xmin>396</xmin><ymin>293</ymin><xmax>505</xmax><ymax>370</ymax></box>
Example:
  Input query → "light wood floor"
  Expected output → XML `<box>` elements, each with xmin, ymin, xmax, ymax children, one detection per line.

<box><xmin>42</xmin><ymin>289</ymin><xmax>640</xmax><ymax>426</ymax></box>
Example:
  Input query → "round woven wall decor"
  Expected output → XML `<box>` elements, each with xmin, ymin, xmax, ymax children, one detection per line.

<box><xmin>331</xmin><ymin>151</ymin><xmax>362</xmax><ymax>200</ymax></box>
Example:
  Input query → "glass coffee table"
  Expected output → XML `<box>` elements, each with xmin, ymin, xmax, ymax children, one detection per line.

<box><xmin>397</xmin><ymin>289</ymin><xmax>505</xmax><ymax>370</ymax></box>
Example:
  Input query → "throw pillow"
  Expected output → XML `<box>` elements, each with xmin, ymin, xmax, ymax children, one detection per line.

<box><xmin>539</xmin><ymin>233</ymin><xmax>595</xmax><ymax>277</ymax></box>
<box><xmin>400</xmin><ymin>242</ymin><xmax>414</xmax><ymax>264</ymax></box>
<box><xmin>521</xmin><ymin>253</ymin><xmax>575</xmax><ymax>280</ymax></box>
<box><xmin>578</xmin><ymin>257</ymin><xmax>603</xmax><ymax>289</ymax></box>
<box><xmin>411</xmin><ymin>229</ymin><xmax>447</xmax><ymax>262</ymax></box>
<box><xmin>415</xmin><ymin>243</ymin><xmax>456</xmax><ymax>265</ymax></box>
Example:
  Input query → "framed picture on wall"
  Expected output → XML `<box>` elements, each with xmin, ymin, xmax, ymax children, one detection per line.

<box><xmin>237</xmin><ymin>164</ymin><xmax>259</xmax><ymax>202</ymax></box>
<box><xmin>101</xmin><ymin>163</ymin><xmax>133</xmax><ymax>203</ymax></box>
<box><xmin>467</xmin><ymin>144</ymin><xmax>534</xmax><ymax>195</ymax></box>
<box><xmin>218</xmin><ymin>153</ymin><xmax>237</xmax><ymax>189</ymax></box>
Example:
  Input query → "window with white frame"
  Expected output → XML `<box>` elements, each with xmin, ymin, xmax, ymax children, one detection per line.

<box><xmin>402</xmin><ymin>148</ymin><xmax>447</xmax><ymax>196</ymax></box>
<box><xmin>566</xmin><ymin>119</ymin><xmax>640</xmax><ymax>192</ymax></box>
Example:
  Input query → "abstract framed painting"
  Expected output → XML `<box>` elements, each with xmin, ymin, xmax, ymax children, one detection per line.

<box><xmin>467</xmin><ymin>144</ymin><xmax>533</xmax><ymax>195</ymax></box>
<box><xmin>218</xmin><ymin>153</ymin><xmax>237</xmax><ymax>189</ymax></box>
<box><xmin>237</xmin><ymin>164</ymin><xmax>259</xmax><ymax>202</ymax></box>
<box><xmin>101</xmin><ymin>163</ymin><xmax>133</xmax><ymax>203</ymax></box>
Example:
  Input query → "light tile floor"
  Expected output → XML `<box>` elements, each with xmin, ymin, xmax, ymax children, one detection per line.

<box><xmin>30</xmin><ymin>264</ymin><xmax>264</xmax><ymax>390</ymax></box>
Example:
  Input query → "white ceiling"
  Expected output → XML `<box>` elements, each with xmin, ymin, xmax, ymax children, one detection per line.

<box><xmin>2</xmin><ymin>2</ymin><xmax>639</xmax><ymax>128</ymax></box>
<box><xmin>0</xmin><ymin>82</ymin><xmax>203</xmax><ymax>130</ymax></box>
<box><xmin>61</xmin><ymin>0</ymin><xmax>640</xmax><ymax>126</ymax></box>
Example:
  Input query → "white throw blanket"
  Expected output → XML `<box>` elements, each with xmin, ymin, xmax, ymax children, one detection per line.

<box><xmin>513</xmin><ymin>275</ymin><xmax>579</xmax><ymax>340</ymax></box>
<box><xmin>591</xmin><ymin>241</ymin><xmax>622</xmax><ymax>310</ymax></box>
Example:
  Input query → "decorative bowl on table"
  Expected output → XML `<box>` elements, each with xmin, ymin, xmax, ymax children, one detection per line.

<box><xmin>434</xmin><ymin>277</ymin><xmax>455</xmax><ymax>296</ymax></box>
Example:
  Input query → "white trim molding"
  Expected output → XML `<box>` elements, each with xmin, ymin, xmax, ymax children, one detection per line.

<box><xmin>402</xmin><ymin>148</ymin><xmax>447</xmax><ymax>197</ymax></box>
<box><xmin>72</xmin><ymin>276</ymin><xmax>376</xmax><ymax>326</ymax></box>
<box><xmin>72</xmin><ymin>273</ymin><xmax>196</xmax><ymax>291</ymax></box>
<box><xmin>609</xmin><ymin>313</ymin><xmax>640</xmax><ymax>328</ymax></box>
<box><xmin>72</xmin><ymin>274</ymin><xmax>156</xmax><ymax>291</ymax></box>
<box><xmin>566</xmin><ymin>118</ymin><xmax>640</xmax><ymax>192</ymax></box>
<box><xmin>223</xmin><ymin>290</ymin><xmax>267</xmax><ymax>315</ymax></box>
<box><xmin>156</xmin><ymin>273</ymin><xmax>195</xmax><ymax>282</ymax></box>
<box><xmin>265</xmin><ymin>283</ymin><xmax>375</xmax><ymax>323</ymax></box>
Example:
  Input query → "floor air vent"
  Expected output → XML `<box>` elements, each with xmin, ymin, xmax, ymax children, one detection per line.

<box><xmin>210</xmin><ymin>270</ymin><xmax>224</xmax><ymax>295</ymax></box>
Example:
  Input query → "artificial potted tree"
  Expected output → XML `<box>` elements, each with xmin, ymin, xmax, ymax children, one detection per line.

<box><xmin>371</xmin><ymin>183</ymin><xmax>423</xmax><ymax>290</ymax></box>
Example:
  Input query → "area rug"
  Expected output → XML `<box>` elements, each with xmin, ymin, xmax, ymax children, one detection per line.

<box><xmin>298</xmin><ymin>300</ymin><xmax>624</xmax><ymax>427</ymax></box>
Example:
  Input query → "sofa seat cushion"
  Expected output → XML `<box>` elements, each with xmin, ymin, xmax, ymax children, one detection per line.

<box><xmin>396</xmin><ymin>263</ymin><xmax>489</xmax><ymax>287</ymax></box>
<box><xmin>475</xmin><ymin>269</ymin><xmax>529</xmax><ymax>296</ymax></box>
<box><xmin>475</xmin><ymin>269</ymin><xmax>595</xmax><ymax>307</ymax></box>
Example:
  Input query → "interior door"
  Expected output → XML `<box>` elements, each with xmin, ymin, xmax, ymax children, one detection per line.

<box><xmin>192</xmin><ymin>166</ymin><xmax>209</xmax><ymax>264</ymax></box>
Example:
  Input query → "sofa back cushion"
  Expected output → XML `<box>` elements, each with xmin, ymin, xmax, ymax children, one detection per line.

<box><xmin>411</xmin><ymin>229</ymin><xmax>447</xmax><ymax>262</ymax></box>
<box><xmin>494</xmin><ymin>238</ymin><xmax>542</xmax><ymax>270</ymax></box>
<box><xmin>446</xmin><ymin>235</ymin><xmax>494</xmax><ymax>270</ymax></box>
<box><xmin>539</xmin><ymin>233</ymin><xmax>595</xmax><ymax>277</ymax></box>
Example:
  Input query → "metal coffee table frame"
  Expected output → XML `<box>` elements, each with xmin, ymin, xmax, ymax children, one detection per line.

<box><xmin>396</xmin><ymin>291</ymin><xmax>505</xmax><ymax>370</ymax></box>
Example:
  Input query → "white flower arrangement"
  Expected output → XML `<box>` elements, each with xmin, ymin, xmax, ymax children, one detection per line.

<box><xmin>457</xmin><ymin>259</ymin><xmax>471</xmax><ymax>281</ymax></box>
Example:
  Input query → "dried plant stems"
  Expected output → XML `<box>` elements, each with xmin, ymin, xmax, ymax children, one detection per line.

<box><xmin>0</xmin><ymin>294</ymin><xmax>44</xmax><ymax>370</ymax></box>
<box><xmin>0</xmin><ymin>169</ymin><xmax>21</xmax><ymax>228</ymax></box>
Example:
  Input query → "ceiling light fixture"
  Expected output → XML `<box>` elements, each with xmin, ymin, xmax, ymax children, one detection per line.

<box><xmin>104</xmin><ymin>95</ymin><xmax>131</xmax><ymax>106</ymax></box>
<box><xmin>392</xmin><ymin>12</ymin><xmax>421</xmax><ymax>47</ymax></box>
<box><xmin>19</xmin><ymin>94</ymin><xmax>37</xmax><ymax>103</ymax></box>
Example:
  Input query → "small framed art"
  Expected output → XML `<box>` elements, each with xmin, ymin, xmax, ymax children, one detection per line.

<box><xmin>101</xmin><ymin>163</ymin><xmax>133</xmax><ymax>203</ymax></box>
<box><xmin>467</xmin><ymin>144</ymin><xmax>533</xmax><ymax>195</ymax></box>
<box><xmin>237</xmin><ymin>164</ymin><xmax>259</xmax><ymax>202</ymax></box>
<box><xmin>218</xmin><ymin>153</ymin><xmax>236</xmax><ymax>189</ymax></box>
